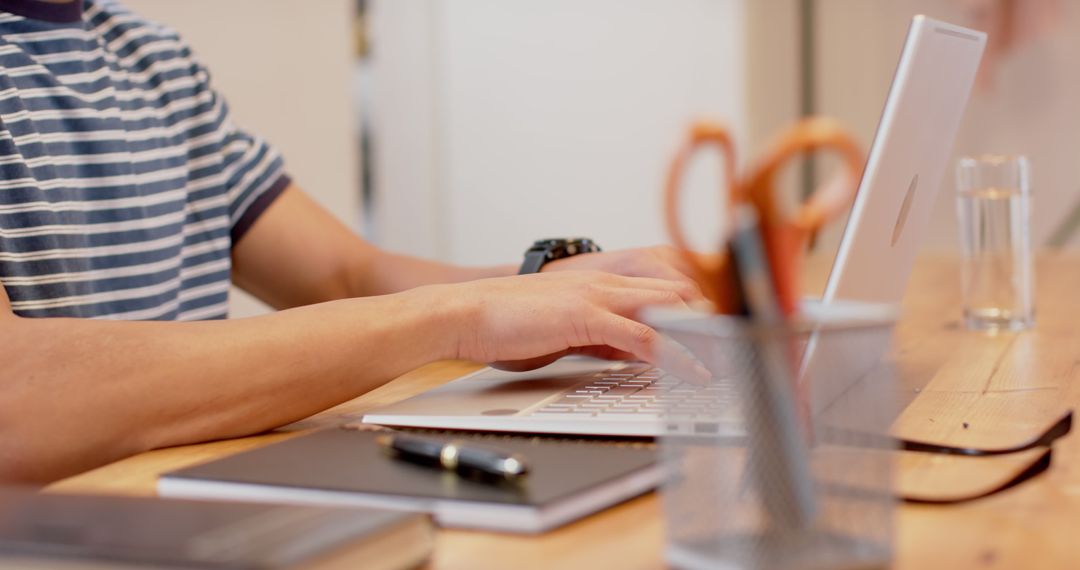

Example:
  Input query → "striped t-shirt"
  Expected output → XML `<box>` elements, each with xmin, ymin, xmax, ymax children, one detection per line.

<box><xmin>0</xmin><ymin>0</ymin><xmax>289</xmax><ymax>320</ymax></box>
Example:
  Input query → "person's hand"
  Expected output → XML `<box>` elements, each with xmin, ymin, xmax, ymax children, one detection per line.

<box><xmin>422</xmin><ymin>270</ymin><xmax>698</xmax><ymax>372</ymax></box>
<box><xmin>542</xmin><ymin>246</ymin><xmax>703</xmax><ymax>296</ymax></box>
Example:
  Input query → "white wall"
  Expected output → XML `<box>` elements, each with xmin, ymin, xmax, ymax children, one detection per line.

<box><xmin>371</xmin><ymin>0</ymin><xmax>748</xmax><ymax>266</ymax></box>
<box><xmin>814</xmin><ymin>1</ymin><xmax>1080</xmax><ymax>251</ymax></box>
<box><xmin>376</xmin><ymin>1</ymin><xmax>1080</xmax><ymax>266</ymax></box>
<box><xmin>123</xmin><ymin>0</ymin><xmax>362</xmax><ymax>314</ymax></box>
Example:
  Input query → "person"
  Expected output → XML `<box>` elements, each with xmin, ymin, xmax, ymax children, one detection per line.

<box><xmin>0</xmin><ymin>0</ymin><xmax>701</xmax><ymax>484</ymax></box>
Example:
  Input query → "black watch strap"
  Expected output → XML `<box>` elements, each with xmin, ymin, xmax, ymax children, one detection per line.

<box><xmin>518</xmin><ymin>238</ymin><xmax>601</xmax><ymax>275</ymax></box>
<box><xmin>519</xmin><ymin>250</ymin><xmax>550</xmax><ymax>275</ymax></box>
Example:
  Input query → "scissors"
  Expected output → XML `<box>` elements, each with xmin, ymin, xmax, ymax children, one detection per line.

<box><xmin>664</xmin><ymin>117</ymin><xmax>865</xmax><ymax>316</ymax></box>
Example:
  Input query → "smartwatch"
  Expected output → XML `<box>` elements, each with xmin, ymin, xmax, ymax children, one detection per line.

<box><xmin>518</xmin><ymin>238</ymin><xmax>602</xmax><ymax>275</ymax></box>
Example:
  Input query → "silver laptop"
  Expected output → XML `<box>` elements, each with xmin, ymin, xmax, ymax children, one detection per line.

<box><xmin>362</xmin><ymin>16</ymin><xmax>986</xmax><ymax>437</ymax></box>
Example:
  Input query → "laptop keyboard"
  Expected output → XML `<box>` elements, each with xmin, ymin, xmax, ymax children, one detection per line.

<box><xmin>525</xmin><ymin>364</ymin><xmax>735</xmax><ymax>420</ymax></box>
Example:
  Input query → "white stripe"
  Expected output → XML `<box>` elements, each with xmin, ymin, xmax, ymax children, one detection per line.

<box><xmin>3</xmin><ymin>255</ymin><xmax>187</xmax><ymax>287</ymax></box>
<box><xmin>0</xmin><ymin>209</ymin><xmax>185</xmax><ymax>238</ymax></box>
<box><xmin>179</xmin><ymin>257</ymin><xmax>232</xmax><ymax>282</ymax></box>
<box><xmin>0</xmin><ymin>165</ymin><xmax>187</xmax><ymax>194</ymax></box>
<box><xmin>98</xmin><ymin>301</ymin><xmax>179</xmax><ymax>321</ymax></box>
<box><xmin>0</xmin><ymin>145</ymin><xmax>188</xmax><ymax>168</ymax></box>
<box><xmin>27</xmin><ymin>49</ymin><xmax>104</xmax><ymax>66</ymax></box>
<box><xmin>0</xmin><ymin>75</ymin><xmax>202</xmax><ymax>106</ymax></box>
<box><xmin>0</xmin><ymin>188</ymin><xmax>186</xmax><ymax>215</ymax></box>
<box><xmin>102</xmin><ymin>17</ymin><xmax>171</xmax><ymax>57</ymax></box>
<box><xmin>8</xmin><ymin>96</ymin><xmax>224</xmax><ymax>149</ymax></box>
<box><xmin>179</xmin><ymin>218</ymin><xmax>231</xmax><ymax>243</ymax></box>
<box><xmin>0</xmin><ymin>146</ymin><xmax>228</xmax><ymax>202</ymax></box>
<box><xmin>2</xmin><ymin>237</ymin><xmax>231</xmax><ymax>288</ymax></box>
<box><xmin>9</xmin><ymin>98</ymin><xmax>221</xmax><ymax>145</ymax></box>
<box><xmin>103</xmin><ymin>286</ymin><xmax>231</xmax><ymax>322</ymax></box>
<box><xmin>0</xmin><ymin>232</ymin><xmax>184</xmax><ymax>263</ymax></box>
<box><xmin>43</xmin><ymin>57</ymin><xmax>163</xmax><ymax>89</ymax></box>
<box><xmin>0</xmin><ymin>187</ymin><xmax>230</xmax><ymax>223</ymax></box>
<box><xmin>14</xmin><ymin>274</ymin><xmax>191</xmax><ymax>310</ymax></box>
<box><xmin>0</xmin><ymin>90</ymin><xmax>212</xmax><ymax>126</ymax></box>
<box><xmin>183</xmin><ymin>165</ymin><xmax>234</xmax><ymax>195</ymax></box>
<box><xmin>177</xmin><ymin>277</ymin><xmax>231</xmax><ymax>303</ymax></box>
<box><xmin>14</xmin><ymin>262</ymin><xmax>231</xmax><ymax>313</ymax></box>
<box><xmin>178</xmin><ymin>302</ymin><xmax>230</xmax><ymax>322</ymax></box>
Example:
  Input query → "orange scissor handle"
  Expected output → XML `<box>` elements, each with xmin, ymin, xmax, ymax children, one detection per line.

<box><xmin>663</xmin><ymin>120</ymin><xmax>740</xmax><ymax>312</ymax></box>
<box><xmin>742</xmin><ymin>117</ymin><xmax>866</xmax><ymax>315</ymax></box>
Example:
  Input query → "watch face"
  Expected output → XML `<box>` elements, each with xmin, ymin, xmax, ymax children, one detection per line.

<box><xmin>533</xmin><ymin>238</ymin><xmax>569</xmax><ymax>248</ymax></box>
<box><xmin>569</xmin><ymin>238</ymin><xmax>601</xmax><ymax>254</ymax></box>
<box><xmin>529</xmin><ymin>238</ymin><xmax>600</xmax><ymax>258</ymax></box>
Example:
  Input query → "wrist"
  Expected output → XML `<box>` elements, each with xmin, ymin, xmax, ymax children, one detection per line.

<box><xmin>402</xmin><ymin>284</ymin><xmax>480</xmax><ymax>362</ymax></box>
<box><xmin>471</xmin><ymin>264</ymin><xmax>517</xmax><ymax>280</ymax></box>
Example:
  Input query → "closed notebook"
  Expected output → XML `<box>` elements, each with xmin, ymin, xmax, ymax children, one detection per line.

<box><xmin>0</xmin><ymin>488</ymin><xmax>433</xmax><ymax>570</ymax></box>
<box><xmin>158</xmin><ymin>428</ymin><xmax>661</xmax><ymax>533</ymax></box>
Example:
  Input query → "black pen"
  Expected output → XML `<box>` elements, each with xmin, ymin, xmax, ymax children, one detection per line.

<box><xmin>377</xmin><ymin>434</ymin><xmax>530</xmax><ymax>482</ymax></box>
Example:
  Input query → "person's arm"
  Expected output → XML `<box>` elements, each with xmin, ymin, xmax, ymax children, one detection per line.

<box><xmin>0</xmin><ymin>263</ymin><xmax>692</xmax><ymax>484</ymax></box>
<box><xmin>0</xmin><ymin>279</ymin><xmax>455</xmax><ymax>483</ymax></box>
<box><xmin>231</xmin><ymin>187</ymin><xmax>508</xmax><ymax>308</ymax></box>
<box><xmin>0</xmin><ymin>183</ymin><xmax>697</xmax><ymax>484</ymax></box>
<box><xmin>231</xmin><ymin>185</ymin><xmax>700</xmax><ymax>308</ymax></box>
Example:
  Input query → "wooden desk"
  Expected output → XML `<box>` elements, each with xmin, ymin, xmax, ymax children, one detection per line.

<box><xmin>49</xmin><ymin>254</ymin><xmax>1080</xmax><ymax>569</ymax></box>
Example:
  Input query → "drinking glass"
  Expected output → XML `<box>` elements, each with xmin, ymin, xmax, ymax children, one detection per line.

<box><xmin>955</xmin><ymin>155</ymin><xmax>1034</xmax><ymax>331</ymax></box>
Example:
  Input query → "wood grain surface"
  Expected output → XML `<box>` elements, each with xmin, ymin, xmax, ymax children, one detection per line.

<box><xmin>48</xmin><ymin>254</ymin><xmax>1080</xmax><ymax>569</ymax></box>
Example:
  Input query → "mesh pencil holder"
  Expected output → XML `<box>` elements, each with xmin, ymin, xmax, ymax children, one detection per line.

<box><xmin>644</xmin><ymin>302</ymin><xmax>900</xmax><ymax>570</ymax></box>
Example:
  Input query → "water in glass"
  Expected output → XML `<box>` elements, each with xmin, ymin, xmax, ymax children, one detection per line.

<box><xmin>956</xmin><ymin>185</ymin><xmax>1034</xmax><ymax>330</ymax></box>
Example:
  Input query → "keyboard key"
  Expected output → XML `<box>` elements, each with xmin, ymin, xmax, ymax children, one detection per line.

<box><xmin>624</xmin><ymin>391</ymin><xmax>652</xmax><ymax>397</ymax></box>
<box><xmin>603</xmin><ymin>385</ymin><xmax>643</xmax><ymax>396</ymax></box>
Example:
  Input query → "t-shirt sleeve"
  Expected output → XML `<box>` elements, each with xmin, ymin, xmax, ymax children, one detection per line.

<box><xmin>168</xmin><ymin>30</ymin><xmax>291</xmax><ymax>246</ymax></box>
<box><xmin>217</xmin><ymin>115</ymin><xmax>291</xmax><ymax>245</ymax></box>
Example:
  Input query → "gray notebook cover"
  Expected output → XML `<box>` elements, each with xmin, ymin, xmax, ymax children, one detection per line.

<box><xmin>161</xmin><ymin>429</ymin><xmax>658</xmax><ymax>514</ymax></box>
